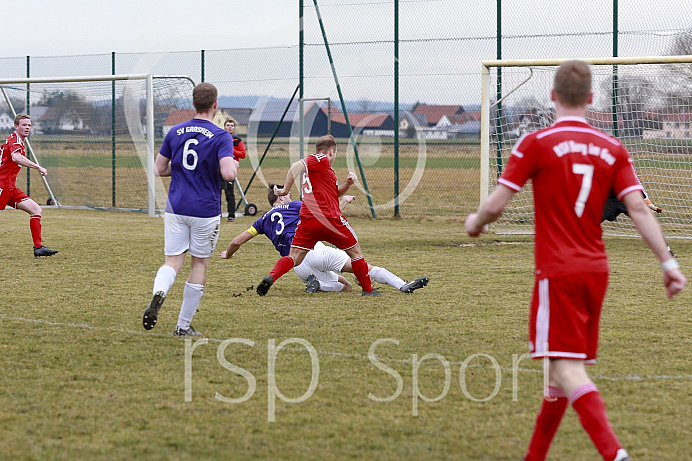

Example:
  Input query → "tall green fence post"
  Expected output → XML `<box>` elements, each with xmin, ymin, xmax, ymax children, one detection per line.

<box><xmin>26</xmin><ymin>56</ymin><xmax>30</xmax><ymax>196</ymax></box>
<box><xmin>394</xmin><ymin>0</ymin><xmax>400</xmax><ymax>218</ymax></box>
<box><xmin>112</xmin><ymin>51</ymin><xmax>116</xmax><ymax>207</ymax></box>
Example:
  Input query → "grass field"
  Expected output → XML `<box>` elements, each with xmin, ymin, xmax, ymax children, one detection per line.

<box><xmin>1</xmin><ymin>208</ymin><xmax>690</xmax><ymax>460</ymax></box>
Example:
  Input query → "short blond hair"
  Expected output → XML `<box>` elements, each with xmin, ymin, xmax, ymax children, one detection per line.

<box><xmin>553</xmin><ymin>60</ymin><xmax>592</xmax><ymax>108</ymax></box>
<box><xmin>14</xmin><ymin>114</ymin><xmax>30</xmax><ymax>126</ymax></box>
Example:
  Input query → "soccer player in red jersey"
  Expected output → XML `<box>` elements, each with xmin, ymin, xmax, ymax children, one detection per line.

<box><xmin>465</xmin><ymin>60</ymin><xmax>686</xmax><ymax>461</ymax></box>
<box><xmin>0</xmin><ymin>114</ymin><xmax>58</xmax><ymax>257</ymax></box>
<box><xmin>256</xmin><ymin>134</ymin><xmax>382</xmax><ymax>296</ymax></box>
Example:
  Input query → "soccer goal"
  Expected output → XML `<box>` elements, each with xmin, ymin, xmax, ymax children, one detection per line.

<box><xmin>481</xmin><ymin>56</ymin><xmax>692</xmax><ymax>239</ymax></box>
<box><xmin>0</xmin><ymin>74</ymin><xmax>195</xmax><ymax>217</ymax></box>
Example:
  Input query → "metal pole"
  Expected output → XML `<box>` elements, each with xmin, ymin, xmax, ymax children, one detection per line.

<box><xmin>494</xmin><ymin>0</ymin><xmax>505</xmax><ymax>177</ymax></box>
<box><xmin>612</xmin><ymin>0</ymin><xmax>619</xmax><ymax>138</ymax></box>
<box><xmin>299</xmin><ymin>0</ymin><xmax>305</xmax><ymax>161</ymax></box>
<box><xmin>201</xmin><ymin>50</ymin><xmax>205</xmax><ymax>82</ymax></box>
<box><xmin>112</xmin><ymin>51</ymin><xmax>116</xmax><ymax>207</ymax></box>
<box><xmin>26</xmin><ymin>56</ymin><xmax>30</xmax><ymax>196</ymax></box>
<box><xmin>312</xmin><ymin>0</ymin><xmax>376</xmax><ymax>218</ymax></box>
<box><xmin>146</xmin><ymin>74</ymin><xmax>156</xmax><ymax>217</ymax></box>
<box><xmin>394</xmin><ymin>0</ymin><xmax>400</xmax><ymax>218</ymax></box>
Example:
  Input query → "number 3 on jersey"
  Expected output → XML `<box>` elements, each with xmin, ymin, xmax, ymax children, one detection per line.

<box><xmin>302</xmin><ymin>172</ymin><xmax>313</xmax><ymax>194</ymax></box>
<box><xmin>572</xmin><ymin>163</ymin><xmax>594</xmax><ymax>218</ymax></box>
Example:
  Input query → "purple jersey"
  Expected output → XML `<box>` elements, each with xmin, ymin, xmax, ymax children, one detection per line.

<box><xmin>247</xmin><ymin>200</ymin><xmax>302</xmax><ymax>257</ymax></box>
<box><xmin>159</xmin><ymin>118</ymin><xmax>234</xmax><ymax>218</ymax></box>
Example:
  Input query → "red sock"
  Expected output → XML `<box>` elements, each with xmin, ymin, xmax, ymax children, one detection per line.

<box><xmin>569</xmin><ymin>383</ymin><xmax>622</xmax><ymax>460</ymax></box>
<box><xmin>525</xmin><ymin>386</ymin><xmax>568</xmax><ymax>461</ymax></box>
<box><xmin>30</xmin><ymin>215</ymin><xmax>42</xmax><ymax>248</ymax></box>
<box><xmin>351</xmin><ymin>257</ymin><xmax>373</xmax><ymax>292</ymax></box>
<box><xmin>269</xmin><ymin>256</ymin><xmax>295</xmax><ymax>283</ymax></box>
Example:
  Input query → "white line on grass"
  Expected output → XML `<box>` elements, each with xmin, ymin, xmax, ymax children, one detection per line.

<box><xmin>2</xmin><ymin>314</ymin><xmax>691</xmax><ymax>383</ymax></box>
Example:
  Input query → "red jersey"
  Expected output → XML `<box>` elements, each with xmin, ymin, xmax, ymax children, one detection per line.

<box><xmin>498</xmin><ymin>116</ymin><xmax>642</xmax><ymax>278</ymax></box>
<box><xmin>299</xmin><ymin>153</ymin><xmax>341</xmax><ymax>220</ymax></box>
<box><xmin>0</xmin><ymin>132</ymin><xmax>24</xmax><ymax>186</ymax></box>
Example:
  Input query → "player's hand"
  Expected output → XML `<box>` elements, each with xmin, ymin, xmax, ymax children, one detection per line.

<box><xmin>219</xmin><ymin>250</ymin><xmax>232</xmax><ymax>259</ymax></box>
<box><xmin>465</xmin><ymin>213</ymin><xmax>486</xmax><ymax>237</ymax></box>
<box><xmin>645</xmin><ymin>198</ymin><xmax>662</xmax><ymax>213</ymax></box>
<box><xmin>273</xmin><ymin>184</ymin><xmax>285</xmax><ymax>196</ymax></box>
<box><xmin>342</xmin><ymin>195</ymin><xmax>355</xmax><ymax>204</ymax></box>
<box><xmin>345</xmin><ymin>172</ymin><xmax>357</xmax><ymax>185</ymax></box>
<box><xmin>38</xmin><ymin>166</ymin><xmax>47</xmax><ymax>176</ymax></box>
<box><xmin>663</xmin><ymin>268</ymin><xmax>686</xmax><ymax>299</ymax></box>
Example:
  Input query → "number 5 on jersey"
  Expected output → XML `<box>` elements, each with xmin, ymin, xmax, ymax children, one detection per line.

<box><xmin>302</xmin><ymin>172</ymin><xmax>313</xmax><ymax>194</ymax></box>
<box><xmin>572</xmin><ymin>163</ymin><xmax>594</xmax><ymax>218</ymax></box>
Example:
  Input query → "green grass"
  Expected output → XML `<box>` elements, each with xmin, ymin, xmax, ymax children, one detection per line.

<box><xmin>1</xmin><ymin>208</ymin><xmax>691</xmax><ymax>460</ymax></box>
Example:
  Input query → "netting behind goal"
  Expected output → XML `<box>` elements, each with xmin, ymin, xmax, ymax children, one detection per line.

<box><xmin>481</xmin><ymin>56</ymin><xmax>692</xmax><ymax>239</ymax></box>
<box><xmin>0</xmin><ymin>75</ymin><xmax>194</xmax><ymax>214</ymax></box>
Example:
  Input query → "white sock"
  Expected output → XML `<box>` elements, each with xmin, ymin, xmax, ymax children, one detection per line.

<box><xmin>319</xmin><ymin>281</ymin><xmax>345</xmax><ymax>292</ymax></box>
<box><xmin>613</xmin><ymin>449</ymin><xmax>629</xmax><ymax>461</ymax></box>
<box><xmin>177</xmin><ymin>282</ymin><xmax>204</xmax><ymax>329</ymax></box>
<box><xmin>369</xmin><ymin>266</ymin><xmax>405</xmax><ymax>289</ymax></box>
<box><xmin>153</xmin><ymin>265</ymin><xmax>177</xmax><ymax>295</ymax></box>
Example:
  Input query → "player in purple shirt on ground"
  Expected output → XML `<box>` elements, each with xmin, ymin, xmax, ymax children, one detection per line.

<box><xmin>143</xmin><ymin>82</ymin><xmax>238</xmax><ymax>337</ymax></box>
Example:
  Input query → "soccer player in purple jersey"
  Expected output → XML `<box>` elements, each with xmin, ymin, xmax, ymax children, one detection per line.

<box><xmin>219</xmin><ymin>184</ymin><xmax>428</xmax><ymax>294</ymax></box>
<box><xmin>143</xmin><ymin>82</ymin><xmax>238</xmax><ymax>337</ymax></box>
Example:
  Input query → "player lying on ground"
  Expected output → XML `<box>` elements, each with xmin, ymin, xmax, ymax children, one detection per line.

<box><xmin>255</xmin><ymin>135</ymin><xmax>383</xmax><ymax>297</ymax></box>
<box><xmin>0</xmin><ymin>114</ymin><xmax>58</xmax><ymax>257</ymax></box>
<box><xmin>219</xmin><ymin>184</ymin><xmax>428</xmax><ymax>294</ymax></box>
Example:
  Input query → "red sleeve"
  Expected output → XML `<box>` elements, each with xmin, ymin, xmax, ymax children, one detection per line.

<box><xmin>497</xmin><ymin>134</ymin><xmax>537</xmax><ymax>192</ymax></box>
<box><xmin>614</xmin><ymin>155</ymin><xmax>643</xmax><ymax>200</ymax></box>
<box><xmin>233</xmin><ymin>138</ymin><xmax>246</xmax><ymax>159</ymax></box>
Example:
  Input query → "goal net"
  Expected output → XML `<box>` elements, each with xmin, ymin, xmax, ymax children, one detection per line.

<box><xmin>481</xmin><ymin>56</ymin><xmax>692</xmax><ymax>239</ymax></box>
<box><xmin>0</xmin><ymin>74</ymin><xmax>195</xmax><ymax>216</ymax></box>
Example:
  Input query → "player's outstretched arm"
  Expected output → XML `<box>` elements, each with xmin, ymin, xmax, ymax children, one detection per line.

<box><xmin>464</xmin><ymin>185</ymin><xmax>515</xmax><ymax>237</ymax></box>
<box><xmin>623</xmin><ymin>191</ymin><xmax>687</xmax><ymax>298</ymax></box>
<box><xmin>275</xmin><ymin>160</ymin><xmax>304</xmax><ymax>196</ymax></box>
<box><xmin>338</xmin><ymin>172</ymin><xmax>357</xmax><ymax>197</ymax></box>
<box><xmin>11</xmin><ymin>150</ymin><xmax>47</xmax><ymax>176</ymax></box>
<box><xmin>220</xmin><ymin>157</ymin><xmax>239</xmax><ymax>182</ymax></box>
<box><xmin>220</xmin><ymin>231</ymin><xmax>254</xmax><ymax>259</ymax></box>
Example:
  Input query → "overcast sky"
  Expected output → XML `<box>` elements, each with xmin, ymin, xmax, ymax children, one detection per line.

<box><xmin>2</xmin><ymin>1</ymin><xmax>691</xmax><ymax>105</ymax></box>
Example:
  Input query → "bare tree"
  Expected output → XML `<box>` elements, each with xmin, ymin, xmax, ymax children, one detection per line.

<box><xmin>664</xmin><ymin>29</ymin><xmax>692</xmax><ymax>110</ymax></box>
<box><xmin>600</xmin><ymin>75</ymin><xmax>654</xmax><ymax>138</ymax></box>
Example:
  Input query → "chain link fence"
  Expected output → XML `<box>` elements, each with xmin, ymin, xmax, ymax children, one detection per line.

<box><xmin>1</xmin><ymin>0</ymin><xmax>690</xmax><ymax>219</ymax></box>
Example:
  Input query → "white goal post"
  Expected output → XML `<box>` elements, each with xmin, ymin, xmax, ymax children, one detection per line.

<box><xmin>0</xmin><ymin>74</ymin><xmax>195</xmax><ymax>217</ymax></box>
<box><xmin>481</xmin><ymin>55</ymin><xmax>692</xmax><ymax>238</ymax></box>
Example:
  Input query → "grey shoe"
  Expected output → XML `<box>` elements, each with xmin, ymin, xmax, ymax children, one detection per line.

<box><xmin>174</xmin><ymin>325</ymin><xmax>202</xmax><ymax>337</ymax></box>
<box><xmin>34</xmin><ymin>245</ymin><xmax>58</xmax><ymax>257</ymax></box>
<box><xmin>143</xmin><ymin>291</ymin><xmax>166</xmax><ymax>330</ymax></box>
<box><xmin>257</xmin><ymin>275</ymin><xmax>274</xmax><ymax>296</ymax></box>
<box><xmin>305</xmin><ymin>274</ymin><xmax>321</xmax><ymax>293</ymax></box>
<box><xmin>399</xmin><ymin>277</ymin><xmax>429</xmax><ymax>293</ymax></box>
<box><xmin>362</xmin><ymin>288</ymin><xmax>383</xmax><ymax>296</ymax></box>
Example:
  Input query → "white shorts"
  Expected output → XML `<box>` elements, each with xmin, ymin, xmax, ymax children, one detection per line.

<box><xmin>293</xmin><ymin>241</ymin><xmax>350</xmax><ymax>283</ymax></box>
<box><xmin>164</xmin><ymin>212</ymin><xmax>221</xmax><ymax>258</ymax></box>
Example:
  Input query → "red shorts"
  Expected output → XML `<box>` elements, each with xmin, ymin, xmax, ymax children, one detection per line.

<box><xmin>291</xmin><ymin>215</ymin><xmax>359</xmax><ymax>251</ymax></box>
<box><xmin>0</xmin><ymin>183</ymin><xmax>29</xmax><ymax>210</ymax></box>
<box><xmin>529</xmin><ymin>273</ymin><xmax>608</xmax><ymax>363</ymax></box>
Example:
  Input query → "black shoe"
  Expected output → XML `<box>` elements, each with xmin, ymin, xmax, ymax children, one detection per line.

<box><xmin>227</xmin><ymin>216</ymin><xmax>234</xmax><ymax>222</ymax></box>
<box><xmin>399</xmin><ymin>276</ymin><xmax>429</xmax><ymax>293</ymax></box>
<box><xmin>143</xmin><ymin>291</ymin><xmax>165</xmax><ymax>330</ymax></box>
<box><xmin>305</xmin><ymin>274</ymin><xmax>321</xmax><ymax>293</ymax></box>
<box><xmin>174</xmin><ymin>325</ymin><xmax>202</xmax><ymax>337</ymax></box>
<box><xmin>257</xmin><ymin>275</ymin><xmax>274</xmax><ymax>296</ymax></box>
<box><xmin>34</xmin><ymin>245</ymin><xmax>58</xmax><ymax>257</ymax></box>
<box><xmin>670</xmin><ymin>248</ymin><xmax>678</xmax><ymax>258</ymax></box>
<box><xmin>362</xmin><ymin>288</ymin><xmax>383</xmax><ymax>296</ymax></box>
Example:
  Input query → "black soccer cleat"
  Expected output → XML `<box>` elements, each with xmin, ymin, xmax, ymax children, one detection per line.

<box><xmin>305</xmin><ymin>274</ymin><xmax>321</xmax><ymax>293</ymax></box>
<box><xmin>143</xmin><ymin>291</ymin><xmax>166</xmax><ymax>330</ymax></box>
<box><xmin>362</xmin><ymin>288</ymin><xmax>383</xmax><ymax>296</ymax></box>
<box><xmin>256</xmin><ymin>275</ymin><xmax>274</xmax><ymax>296</ymax></box>
<box><xmin>34</xmin><ymin>245</ymin><xmax>58</xmax><ymax>257</ymax></box>
<box><xmin>173</xmin><ymin>325</ymin><xmax>202</xmax><ymax>337</ymax></box>
<box><xmin>399</xmin><ymin>276</ymin><xmax>429</xmax><ymax>294</ymax></box>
